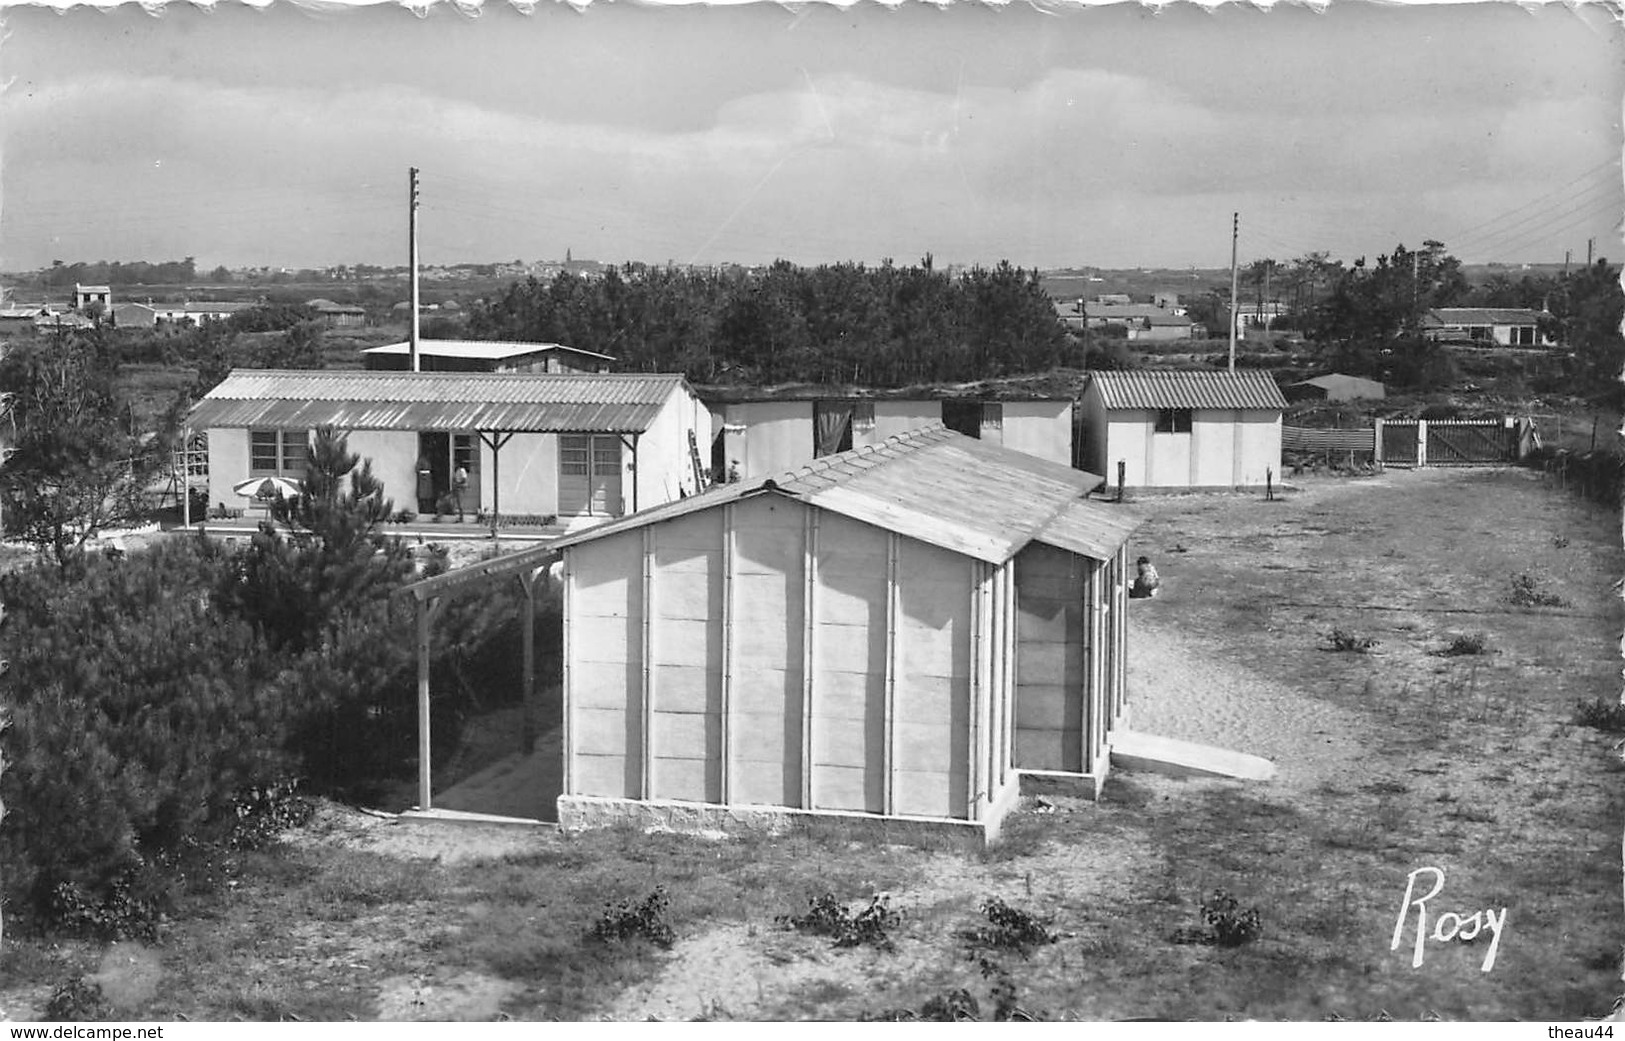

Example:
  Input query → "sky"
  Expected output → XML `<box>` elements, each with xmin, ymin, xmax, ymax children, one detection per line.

<box><xmin>0</xmin><ymin>0</ymin><xmax>1621</xmax><ymax>273</ymax></box>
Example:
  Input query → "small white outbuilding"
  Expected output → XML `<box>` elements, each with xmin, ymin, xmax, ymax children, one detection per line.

<box><xmin>1080</xmin><ymin>370</ymin><xmax>1287</xmax><ymax>489</ymax></box>
<box><xmin>550</xmin><ymin>424</ymin><xmax>1139</xmax><ymax>843</ymax></box>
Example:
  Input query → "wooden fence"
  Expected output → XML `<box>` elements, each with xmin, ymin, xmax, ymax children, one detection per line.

<box><xmin>1283</xmin><ymin>417</ymin><xmax>1527</xmax><ymax>468</ymax></box>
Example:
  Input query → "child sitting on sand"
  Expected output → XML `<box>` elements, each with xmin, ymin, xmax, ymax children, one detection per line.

<box><xmin>1130</xmin><ymin>556</ymin><xmax>1160</xmax><ymax>599</ymax></box>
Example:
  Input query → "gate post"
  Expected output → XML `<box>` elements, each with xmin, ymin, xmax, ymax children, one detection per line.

<box><xmin>1416</xmin><ymin>419</ymin><xmax>1428</xmax><ymax>468</ymax></box>
<box><xmin>1374</xmin><ymin>418</ymin><xmax>1384</xmax><ymax>467</ymax></box>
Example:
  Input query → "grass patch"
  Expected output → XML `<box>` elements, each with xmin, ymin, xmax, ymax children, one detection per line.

<box><xmin>1574</xmin><ymin>697</ymin><xmax>1625</xmax><ymax>733</ymax></box>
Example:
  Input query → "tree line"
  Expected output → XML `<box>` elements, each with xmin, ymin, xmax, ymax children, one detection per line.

<box><xmin>467</xmin><ymin>257</ymin><xmax>1082</xmax><ymax>387</ymax></box>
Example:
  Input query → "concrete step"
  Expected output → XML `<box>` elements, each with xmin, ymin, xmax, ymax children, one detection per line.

<box><xmin>1110</xmin><ymin>729</ymin><xmax>1276</xmax><ymax>782</ymax></box>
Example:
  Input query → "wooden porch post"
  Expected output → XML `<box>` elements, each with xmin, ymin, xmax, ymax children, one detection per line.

<box><xmin>518</xmin><ymin>570</ymin><xmax>537</xmax><ymax>754</ymax></box>
<box><xmin>417</xmin><ymin>595</ymin><xmax>433</xmax><ymax>811</ymax></box>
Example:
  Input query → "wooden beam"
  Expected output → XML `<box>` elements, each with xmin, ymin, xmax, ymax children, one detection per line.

<box><xmin>640</xmin><ymin>525</ymin><xmax>655</xmax><ymax>800</ymax></box>
<box><xmin>883</xmin><ymin>532</ymin><xmax>899</xmax><ymax>817</ymax></box>
<box><xmin>719</xmin><ymin>502</ymin><xmax>735</xmax><ymax>806</ymax></box>
<box><xmin>968</xmin><ymin>559</ymin><xmax>985</xmax><ymax>822</ymax></box>
<box><xmin>417</xmin><ymin>596</ymin><xmax>433</xmax><ymax>811</ymax></box>
<box><xmin>519</xmin><ymin>570</ymin><xmax>537</xmax><ymax>754</ymax></box>
<box><xmin>800</xmin><ymin>506</ymin><xmax>818</xmax><ymax>810</ymax></box>
<box><xmin>561</xmin><ymin>553</ymin><xmax>573</xmax><ymax>798</ymax></box>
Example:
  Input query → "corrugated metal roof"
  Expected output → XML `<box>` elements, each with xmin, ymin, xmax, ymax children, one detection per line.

<box><xmin>1089</xmin><ymin>370</ymin><xmax>1287</xmax><ymax>411</ymax></box>
<box><xmin>1425</xmin><ymin>308</ymin><xmax>1548</xmax><ymax>326</ymax></box>
<box><xmin>188</xmin><ymin>369</ymin><xmax>690</xmax><ymax>433</ymax></box>
<box><xmin>363</xmin><ymin>339</ymin><xmax>616</xmax><ymax>362</ymax></box>
<box><xmin>551</xmin><ymin>424</ymin><xmax>1134</xmax><ymax>564</ymax></box>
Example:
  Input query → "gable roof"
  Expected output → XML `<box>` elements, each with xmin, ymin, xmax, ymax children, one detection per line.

<box><xmin>1088</xmin><ymin>369</ymin><xmax>1287</xmax><ymax>411</ymax></box>
<box><xmin>1291</xmin><ymin>373</ymin><xmax>1385</xmax><ymax>392</ymax></box>
<box><xmin>551</xmin><ymin>424</ymin><xmax>1136</xmax><ymax>565</ymax></box>
<box><xmin>363</xmin><ymin>339</ymin><xmax>616</xmax><ymax>363</ymax></box>
<box><xmin>188</xmin><ymin>369</ymin><xmax>690</xmax><ymax>434</ymax></box>
<box><xmin>1425</xmin><ymin>307</ymin><xmax>1548</xmax><ymax>326</ymax></box>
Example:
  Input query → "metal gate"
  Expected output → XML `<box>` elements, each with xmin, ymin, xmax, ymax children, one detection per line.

<box><xmin>1425</xmin><ymin>420</ymin><xmax>1515</xmax><ymax>466</ymax></box>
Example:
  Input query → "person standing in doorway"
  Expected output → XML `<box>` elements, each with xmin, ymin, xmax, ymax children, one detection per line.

<box><xmin>452</xmin><ymin>462</ymin><xmax>469</xmax><ymax>520</ymax></box>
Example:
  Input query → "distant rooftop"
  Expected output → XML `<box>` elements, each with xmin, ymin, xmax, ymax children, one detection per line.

<box><xmin>364</xmin><ymin>339</ymin><xmax>616</xmax><ymax>362</ymax></box>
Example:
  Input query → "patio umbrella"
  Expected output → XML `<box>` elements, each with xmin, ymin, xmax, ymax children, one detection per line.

<box><xmin>232</xmin><ymin>476</ymin><xmax>303</xmax><ymax>501</ymax></box>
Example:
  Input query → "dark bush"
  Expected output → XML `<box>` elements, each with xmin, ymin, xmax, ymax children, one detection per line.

<box><xmin>1574</xmin><ymin>697</ymin><xmax>1625</xmax><ymax>733</ymax></box>
<box><xmin>589</xmin><ymin>887</ymin><xmax>675</xmax><ymax>949</ymax></box>
<box><xmin>0</xmin><ymin>538</ymin><xmax>292</xmax><ymax>915</ymax></box>
<box><xmin>1326</xmin><ymin>628</ymin><xmax>1379</xmax><ymax>653</ymax></box>
<box><xmin>961</xmin><ymin>897</ymin><xmax>1058</xmax><ymax>954</ymax></box>
<box><xmin>44</xmin><ymin>977</ymin><xmax>110</xmax><ymax>1021</ymax></box>
<box><xmin>779</xmin><ymin>893</ymin><xmax>902</xmax><ymax>952</ymax></box>
<box><xmin>1202</xmin><ymin>889</ymin><xmax>1263</xmax><ymax>947</ymax></box>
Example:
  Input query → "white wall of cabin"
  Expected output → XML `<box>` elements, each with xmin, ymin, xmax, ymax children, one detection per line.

<box><xmin>561</xmin><ymin>495</ymin><xmax>1018</xmax><ymax>825</ymax></box>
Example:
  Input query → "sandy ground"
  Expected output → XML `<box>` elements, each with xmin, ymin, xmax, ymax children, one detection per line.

<box><xmin>1124</xmin><ymin>618</ymin><xmax>1369</xmax><ymax>792</ymax></box>
<box><xmin>301</xmin><ymin>599</ymin><xmax>1366</xmax><ymax>1021</ymax></box>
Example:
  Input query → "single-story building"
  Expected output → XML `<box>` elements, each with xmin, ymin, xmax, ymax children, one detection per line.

<box><xmin>187</xmin><ymin>369</ymin><xmax>711</xmax><ymax>523</ymax></box>
<box><xmin>111</xmin><ymin>303</ymin><xmax>159</xmax><ymax>329</ymax></box>
<box><xmin>307</xmin><ymin>299</ymin><xmax>368</xmax><ymax>328</ymax></box>
<box><xmin>549</xmin><ymin>423</ymin><xmax>1138</xmax><ymax>842</ymax></box>
<box><xmin>153</xmin><ymin>301</ymin><xmax>253</xmax><ymax>326</ymax></box>
<box><xmin>1080</xmin><ymin>369</ymin><xmax>1286</xmax><ymax>488</ymax></box>
<box><xmin>1084</xmin><ymin>303</ymin><xmax>1200</xmax><ymax>342</ymax></box>
<box><xmin>362</xmin><ymin>339</ymin><xmax>614</xmax><ymax>375</ymax></box>
<box><xmin>1422</xmin><ymin>308</ymin><xmax>1554</xmax><ymax>348</ymax></box>
<box><xmin>74</xmin><ymin>284</ymin><xmax>111</xmax><ymax>312</ymax></box>
<box><xmin>702</xmin><ymin>387</ymin><xmax>1077</xmax><ymax>479</ymax></box>
<box><xmin>1284</xmin><ymin>373</ymin><xmax>1386</xmax><ymax>403</ymax></box>
<box><xmin>0</xmin><ymin>307</ymin><xmax>48</xmax><ymax>336</ymax></box>
<box><xmin>32</xmin><ymin>311</ymin><xmax>95</xmax><ymax>334</ymax></box>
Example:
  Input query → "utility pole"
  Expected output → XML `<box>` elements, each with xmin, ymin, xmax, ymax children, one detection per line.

<box><xmin>1262</xmin><ymin>260</ymin><xmax>1273</xmax><ymax>346</ymax></box>
<box><xmin>409</xmin><ymin>167</ymin><xmax>421</xmax><ymax>373</ymax></box>
<box><xmin>1564</xmin><ymin>249</ymin><xmax>1571</xmax><ymax>278</ymax></box>
<box><xmin>1228</xmin><ymin>212</ymin><xmax>1239</xmax><ymax>374</ymax></box>
<box><xmin>1587</xmin><ymin>237</ymin><xmax>1595</xmax><ymax>267</ymax></box>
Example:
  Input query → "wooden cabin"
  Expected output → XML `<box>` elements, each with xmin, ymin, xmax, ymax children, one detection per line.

<box><xmin>550</xmin><ymin>424</ymin><xmax>1138</xmax><ymax>844</ymax></box>
<box><xmin>1080</xmin><ymin>370</ymin><xmax>1286</xmax><ymax>489</ymax></box>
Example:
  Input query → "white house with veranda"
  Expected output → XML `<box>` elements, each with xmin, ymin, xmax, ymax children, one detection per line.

<box><xmin>187</xmin><ymin>369</ymin><xmax>711</xmax><ymax>523</ymax></box>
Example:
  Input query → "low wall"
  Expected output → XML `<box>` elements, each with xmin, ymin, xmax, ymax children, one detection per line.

<box><xmin>557</xmin><ymin>795</ymin><xmax>997</xmax><ymax>849</ymax></box>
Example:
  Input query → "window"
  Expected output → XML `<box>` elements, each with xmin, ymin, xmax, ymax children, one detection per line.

<box><xmin>1155</xmin><ymin>409</ymin><xmax>1192</xmax><ymax>434</ymax></box>
<box><xmin>249</xmin><ymin>430</ymin><xmax>307</xmax><ymax>474</ymax></box>
<box><xmin>559</xmin><ymin>436</ymin><xmax>590</xmax><ymax>476</ymax></box>
<box><xmin>591</xmin><ymin>437</ymin><xmax>621</xmax><ymax>476</ymax></box>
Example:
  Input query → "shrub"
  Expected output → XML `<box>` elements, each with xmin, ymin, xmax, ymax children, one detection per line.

<box><xmin>0</xmin><ymin>539</ymin><xmax>293</xmax><ymax>917</ymax></box>
<box><xmin>779</xmin><ymin>893</ymin><xmax>901</xmax><ymax>952</ymax></box>
<box><xmin>1507</xmin><ymin>572</ymin><xmax>1566</xmax><ymax>608</ymax></box>
<box><xmin>1574</xmin><ymin>697</ymin><xmax>1625</xmax><ymax>734</ymax></box>
<box><xmin>1440</xmin><ymin>633</ymin><xmax>1489</xmax><ymax>657</ymax></box>
<box><xmin>1202</xmin><ymin>889</ymin><xmax>1263</xmax><ymax>947</ymax></box>
<box><xmin>44</xmin><ymin>977</ymin><xmax>110</xmax><ymax>1021</ymax></box>
<box><xmin>589</xmin><ymin>887</ymin><xmax>676</xmax><ymax>950</ymax></box>
<box><xmin>1327</xmin><ymin>628</ymin><xmax>1379</xmax><ymax>653</ymax></box>
<box><xmin>227</xmin><ymin>778</ymin><xmax>315</xmax><ymax>851</ymax></box>
<box><xmin>961</xmin><ymin>897</ymin><xmax>1058</xmax><ymax>954</ymax></box>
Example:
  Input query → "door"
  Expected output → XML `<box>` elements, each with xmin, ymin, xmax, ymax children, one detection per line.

<box><xmin>452</xmin><ymin>434</ymin><xmax>480</xmax><ymax>511</ymax></box>
<box><xmin>558</xmin><ymin>434</ymin><xmax>624</xmax><ymax>516</ymax></box>
<box><xmin>416</xmin><ymin>432</ymin><xmax>450</xmax><ymax>512</ymax></box>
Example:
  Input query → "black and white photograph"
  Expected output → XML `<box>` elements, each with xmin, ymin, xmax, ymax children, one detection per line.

<box><xmin>0</xmin><ymin>0</ymin><xmax>1621</xmax><ymax>1025</ymax></box>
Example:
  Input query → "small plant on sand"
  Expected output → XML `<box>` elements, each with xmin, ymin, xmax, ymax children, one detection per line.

<box><xmin>778</xmin><ymin>892</ymin><xmax>900</xmax><ymax>952</ymax></box>
<box><xmin>1574</xmin><ymin>697</ymin><xmax>1625</xmax><ymax>734</ymax></box>
<box><xmin>862</xmin><ymin>960</ymin><xmax>1042</xmax><ymax>1021</ymax></box>
<box><xmin>588</xmin><ymin>886</ymin><xmax>675</xmax><ymax>950</ymax></box>
<box><xmin>1438</xmin><ymin>633</ymin><xmax>1490</xmax><ymax>657</ymax></box>
<box><xmin>1506</xmin><ymin>572</ymin><xmax>1566</xmax><ymax>608</ymax></box>
<box><xmin>961</xmin><ymin>897</ymin><xmax>1058</xmax><ymax>955</ymax></box>
<box><xmin>1202</xmin><ymin>889</ymin><xmax>1263</xmax><ymax>947</ymax></box>
<box><xmin>1173</xmin><ymin>889</ymin><xmax>1262</xmax><ymax>947</ymax></box>
<box><xmin>44</xmin><ymin>976</ymin><xmax>110</xmax><ymax>1021</ymax></box>
<box><xmin>1326</xmin><ymin>628</ymin><xmax>1378</xmax><ymax>653</ymax></box>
